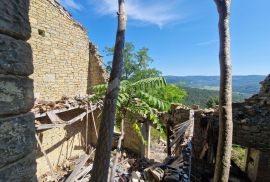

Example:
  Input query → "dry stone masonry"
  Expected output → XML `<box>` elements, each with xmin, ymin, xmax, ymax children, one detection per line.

<box><xmin>24</xmin><ymin>0</ymin><xmax>107</xmax><ymax>178</ymax></box>
<box><xmin>160</xmin><ymin>75</ymin><xmax>270</xmax><ymax>182</ymax></box>
<box><xmin>0</xmin><ymin>0</ymin><xmax>37</xmax><ymax>181</ymax></box>
<box><xmin>28</xmin><ymin>0</ymin><xmax>106</xmax><ymax>100</ymax></box>
<box><xmin>233</xmin><ymin>75</ymin><xmax>270</xmax><ymax>149</ymax></box>
<box><xmin>0</xmin><ymin>0</ymin><xmax>31</xmax><ymax>40</ymax></box>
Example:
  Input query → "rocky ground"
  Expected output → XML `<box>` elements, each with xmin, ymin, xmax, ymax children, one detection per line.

<box><xmin>38</xmin><ymin>140</ymin><xmax>170</xmax><ymax>182</ymax></box>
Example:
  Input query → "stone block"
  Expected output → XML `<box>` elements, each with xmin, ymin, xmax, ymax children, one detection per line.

<box><xmin>0</xmin><ymin>0</ymin><xmax>31</xmax><ymax>40</ymax></box>
<box><xmin>0</xmin><ymin>34</ymin><xmax>33</xmax><ymax>76</ymax></box>
<box><xmin>0</xmin><ymin>75</ymin><xmax>34</xmax><ymax>116</ymax></box>
<box><xmin>0</xmin><ymin>112</ymin><xmax>36</xmax><ymax>168</ymax></box>
<box><xmin>0</xmin><ymin>151</ymin><xmax>37</xmax><ymax>182</ymax></box>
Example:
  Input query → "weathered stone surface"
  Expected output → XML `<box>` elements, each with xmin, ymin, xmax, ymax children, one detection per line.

<box><xmin>0</xmin><ymin>34</ymin><xmax>33</xmax><ymax>76</ymax></box>
<box><xmin>0</xmin><ymin>0</ymin><xmax>31</xmax><ymax>40</ymax></box>
<box><xmin>0</xmin><ymin>75</ymin><xmax>34</xmax><ymax>116</ymax></box>
<box><xmin>0</xmin><ymin>151</ymin><xmax>37</xmax><ymax>182</ymax></box>
<box><xmin>27</xmin><ymin>0</ymin><xmax>106</xmax><ymax>100</ymax></box>
<box><xmin>0</xmin><ymin>112</ymin><xmax>35</xmax><ymax>168</ymax></box>
<box><xmin>233</xmin><ymin>105</ymin><xmax>270</xmax><ymax>149</ymax></box>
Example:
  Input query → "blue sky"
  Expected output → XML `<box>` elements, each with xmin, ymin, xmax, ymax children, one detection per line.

<box><xmin>59</xmin><ymin>0</ymin><xmax>270</xmax><ymax>76</ymax></box>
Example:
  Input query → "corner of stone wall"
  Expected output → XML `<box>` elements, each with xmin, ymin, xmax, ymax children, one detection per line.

<box><xmin>88</xmin><ymin>42</ymin><xmax>108</xmax><ymax>93</ymax></box>
<box><xmin>0</xmin><ymin>0</ymin><xmax>36</xmax><ymax>181</ymax></box>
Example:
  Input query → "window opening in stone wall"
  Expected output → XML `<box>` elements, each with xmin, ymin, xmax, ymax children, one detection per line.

<box><xmin>38</xmin><ymin>29</ymin><xmax>45</xmax><ymax>37</ymax></box>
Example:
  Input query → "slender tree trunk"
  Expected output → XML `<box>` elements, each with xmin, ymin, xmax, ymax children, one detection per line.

<box><xmin>213</xmin><ymin>0</ymin><xmax>233</xmax><ymax>182</ymax></box>
<box><xmin>110</xmin><ymin>117</ymin><xmax>125</xmax><ymax>182</ymax></box>
<box><xmin>90</xmin><ymin>1</ymin><xmax>126</xmax><ymax>181</ymax></box>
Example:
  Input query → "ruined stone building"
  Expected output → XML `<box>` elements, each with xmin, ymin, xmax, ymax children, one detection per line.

<box><xmin>0</xmin><ymin>1</ymin><xmax>145</xmax><ymax>178</ymax></box>
<box><xmin>28</xmin><ymin>0</ymin><xmax>107</xmax><ymax>100</ymax></box>
<box><xmin>26</xmin><ymin>0</ymin><xmax>108</xmax><ymax>178</ymax></box>
<box><xmin>1</xmin><ymin>0</ymin><xmax>107</xmax><ymax>180</ymax></box>
<box><xmin>0</xmin><ymin>0</ymin><xmax>269</xmax><ymax>181</ymax></box>
<box><xmin>160</xmin><ymin>75</ymin><xmax>270</xmax><ymax>182</ymax></box>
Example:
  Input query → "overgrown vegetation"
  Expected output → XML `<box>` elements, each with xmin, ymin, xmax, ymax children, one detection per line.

<box><xmin>231</xmin><ymin>144</ymin><xmax>247</xmax><ymax>171</ymax></box>
<box><xmin>151</xmin><ymin>127</ymin><xmax>167</xmax><ymax>141</ymax></box>
<box><xmin>94</xmin><ymin>42</ymin><xmax>188</xmax><ymax>142</ymax></box>
<box><xmin>91</xmin><ymin>77</ymin><xmax>167</xmax><ymax>143</ymax></box>
<box><xmin>148</xmin><ymin>84</ymin><xmax>187</xmax><ymax>110</ymax></box>
<box><xmin>206</xmin><ymin>96</ymin><xmax>219</xmax><ymax>108</ymax></box>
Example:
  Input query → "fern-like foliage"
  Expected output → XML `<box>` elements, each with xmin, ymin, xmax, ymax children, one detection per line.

<box><xmin>90</xmin><ymin>77</ymin><xmax>167</xmax><ymax>142</ymax></box>
<box><xmin>131</xmin><ymin>77</ymin><xmax>166</xmax><ymax>91</ymax></box>
<box><xmin>137</xmin><ymin>91</ymin><xmax>166</xmax><ymax>111</ymax></box>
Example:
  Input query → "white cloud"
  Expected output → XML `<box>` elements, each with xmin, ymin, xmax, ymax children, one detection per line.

<box><xmin>91</xmin><ymin>0</ymin><xmax>184</xmax><ymax>27</ymax></box>
<box><xmin>60</xmin><ymin>0</ymin><xmax>83</xmax><ymax>11</ymax></box>
<box><xmin>195</xmin><ymin>39</ymin><xmax>218</xmax><ymax>46</ymax></box>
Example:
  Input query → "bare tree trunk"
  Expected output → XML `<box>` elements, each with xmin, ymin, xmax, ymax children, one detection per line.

<box><xmin>213</xmin><ymin>0</ymin><xmax>233</xmax><ymax>182</ymax></box>
<box><xmin>110</xmin><ymin>118</ymin><xmax>125</xmax><ymax>182</ymax></box>
<box><xmin>90</xmin><ymin>1</ymin><xmax>126</xmax><ymax>181</ymax></box>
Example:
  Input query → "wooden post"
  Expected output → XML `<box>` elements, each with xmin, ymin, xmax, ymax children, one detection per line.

<box><xmin>245</xmin><ymin>148</ymin><xmax>250</xmax><ymax>173</ymax></box>
<box><xmin>167</xmin><ymin>114</ymin><xmax>172</xmax><ymax>156</ymax></box>
<box><xmin>85</xmin><ymin>108</ymin><xmax>89</xmax><ymax>153</ymax></box>
<box><xmin>90</xmin><ymin>102</ymin><xmax>98</xmax><ymax>139</ymax></box>
<box><xmin>35</xmin><ymin>134</ymin><xmax>57</xmax><ymax>181</ymax></box>
<box><xmin>146</xmin><ymin>123</ymin><xmax>151</xmax><ymax>158</ymax></box>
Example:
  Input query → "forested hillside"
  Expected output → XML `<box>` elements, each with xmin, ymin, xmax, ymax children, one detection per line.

<box><xmin>182</xmin><ymin>87</ymin><xmax>246</xmax><ymax>108</ymax></box>
<box><xmin>165</xmin><ymin>75</ymin><xmax>265</xmax><ymax>97</ymax></box>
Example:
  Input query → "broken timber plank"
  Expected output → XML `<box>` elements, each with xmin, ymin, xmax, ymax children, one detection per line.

<box><xmin>47</xmin><ymin>110</ymin><xmax>64</xmax><ymax>124</ymax></box>
<box><xmin>36</xmin><ymin>123</ymin><xmax>66</xmax><ymax>131</ymax></box>
<box><xmin>65</xmin><ymin>154</ymin><xmax>90</xmax><ymax>182</ymax></box>
<box><xmin>36</xmin><ymin>106</ymin><xmax>99</xmax><ymax>131</ymax></box>
<box><xmin>35</xmin><ymin>134</ymin><xmax>58</xmax><ymax>181</ymax></box>
<box><xmin>35</xmin><ymin>106</ymin><xmax>80</xmax><ymax>118</ymax></box>
<box><xmin>85</xmin><ymin>108</ymin><xmax>89</xmax><ymax>152</ymax></box>
<box><xmin>36</xmin><ymin>112</ymin><xmax>86</xmax><ymax>131</ymax></box>
<box><xmin>90</xmin><ymin>102</ymin><xmax>98</xmax><ymax>139</ymax></box>
<box><xmin>75</xmin><ymin>165</ymin><xmax>93</xmax><ymax>181</ymax></box>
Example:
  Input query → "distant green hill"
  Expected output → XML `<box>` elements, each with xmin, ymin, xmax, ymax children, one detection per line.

<box><xmin>182</xmin><ymin>87</ymin><xmax>246</xmax><ymax>108</ymax></box>
<box><xmin>165</xmin><ymin>75</ymin><xmax>265</xmax><ymax>97</ymax></box>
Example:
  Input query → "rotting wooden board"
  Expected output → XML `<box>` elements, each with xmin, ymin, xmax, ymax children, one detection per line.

<box><xmin>36</xmin><ymin>111</ymin><xmax>86</xmax><ymax>131</ymax></box>
<box><xmin>35</xmin><ymin>106</ymin><xmax>80</xmax><ymax>118</ymax></box>
<box><xmin>65</xmin><ymin>154</ymin><xmax>90</xmax><ymax>182</ymax></box>
<box><xmin>46</xmin><ymin>110</ymin><xmax>64</xmax><ymax>124</ymax></box>
<box><xmin>36</xmin><ymin>105</ymin><xmax>99</xmax><ymax>131</ymax></box>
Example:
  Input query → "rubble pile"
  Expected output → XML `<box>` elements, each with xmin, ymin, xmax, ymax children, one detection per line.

<box><xmin>31</xmin><ymin>95</ymin><xmax>95</xmax><ymax>114</ymax></box>
<box><xmin>143</xmin><ymin>142</ymin><xmax>192</xmax><ymax>182</ymax></box>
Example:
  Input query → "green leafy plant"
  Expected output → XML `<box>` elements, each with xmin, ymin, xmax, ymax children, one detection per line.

<box><xmin>206</xmin><ymin>96</ymin><xmax>219</xmax><ymax>108</ymax></box>
<box><xmin>148</xmin><ymin>84</ymin><xmax>187</xmax><ymax>110</ymax></box>
<box><xmin>90</xmin><ymin>77</ymin><xmax>167</xmax><ymax>142</ymax></box>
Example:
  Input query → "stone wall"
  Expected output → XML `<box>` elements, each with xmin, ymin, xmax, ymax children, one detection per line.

<box><xmin>0</xmin><ymin>0</ymin><xmax>37</xmax><ymax>181</ymax></box>
<box><xmin>164</xmin><ymin>73</ymin><xmax>270</xmax><ymax>156</ymax></box>
<box><xmin>122</xmin><ymin>121</ymin><xmax>145</xmax><ymax>155</ymax></box>
<box><xmin>28</xmin><ymin>0</ymin><xmax>106</xmax><ymax>100</ymax></box>
<box><xmin>161</xmin><ymin>74</ymin><xmax>270</xmax><ymax>182</ymax></box>
<box><xmin>233</xmin><ymin>75</ymin><xmax>270</xmax><ymax>149</ymax></box>
<box><xmin>256</xmin><ymin>150</ymin><xmax>270</xmax><ymax>181</ymax></box>
<box><xmin>88</xmin><ymin>42</ymin><xmax>108</xmax><ymax>90</ymax></box>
